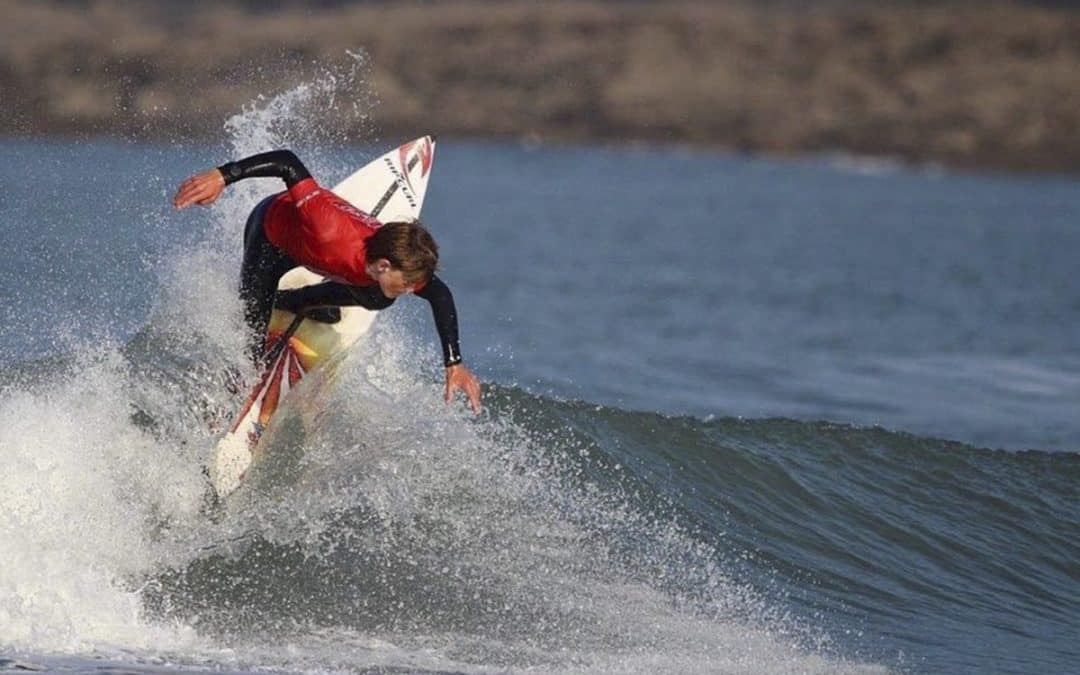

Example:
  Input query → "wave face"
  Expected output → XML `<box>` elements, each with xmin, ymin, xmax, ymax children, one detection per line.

<box><xmin>525</xmin><ymin>401</ymin><xmax>1080</xmax><ymax>673</ymax></box>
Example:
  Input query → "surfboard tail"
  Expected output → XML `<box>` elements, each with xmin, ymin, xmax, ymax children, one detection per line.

<box><xmin>209</xmin><ymin>343</ymin><xmax>303</xmax><ymax>498</ymax></box>
<box><xmin>209</xmin><ymin>430</ymin><xmax>252</xmax><ymax>498</ymax></box>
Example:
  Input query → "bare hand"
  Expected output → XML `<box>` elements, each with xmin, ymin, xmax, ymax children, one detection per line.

<box><xmin>445</xmin><ymin>363</ymin><xmax>482</xmax><ymax>413</ymax></box>
<box><xmin>173</xmin><ymin>169</ymin><xmax>226</xmax><ymax>209</ymax></box>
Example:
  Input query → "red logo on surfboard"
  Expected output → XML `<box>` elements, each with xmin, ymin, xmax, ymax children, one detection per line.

<box><xmin>398</xmin><ymin>137</ymin><xmax>434</xmax><ymax>195</ymax></box>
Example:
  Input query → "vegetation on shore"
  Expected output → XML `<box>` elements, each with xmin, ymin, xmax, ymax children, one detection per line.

<box><xmin>2</xmin><ymin>0</ymin><xmax>1079</xmax><ymax>171</ymax></box>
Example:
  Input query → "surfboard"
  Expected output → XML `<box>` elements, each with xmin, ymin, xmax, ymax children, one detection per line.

<box><xmin>208</xmin><ymin>135</ymin><xmax>437</xmax><ymax>498</ymax></box>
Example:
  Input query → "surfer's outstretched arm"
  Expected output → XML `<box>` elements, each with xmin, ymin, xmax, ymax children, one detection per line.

<box><xmin>416</xmin><ymin>277</ymin><xmax>482</xmax><ymax>413</ymax></box>
<box><xmin>172</xmin><ymin>150</ymin><xmax>312</xmax><ymax>209</ymax></box>
<box><xmin>276</xmin><ymin>282</ymin><xmax>395</xmax><ymax>313</ymax></box>
<box><xmin>218</xmin><ymin>150</ymin><xmax>312</xmax><ymax>187</ymax></box>
<box><xmin>278</xmin><ymin>275</ymin><xmax>464</xmax><ymax>371</ymax></box>
<box><xmin>415</xmin><ymin>275</ymin><xmax>462</xmax><ymax>367</ymax></box>
<box><xmin>277</xmin><ymin>275</ymin><xmax>480</xmax><ymax>412</ymax></box>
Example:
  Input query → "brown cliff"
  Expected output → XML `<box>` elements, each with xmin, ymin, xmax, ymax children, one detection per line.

<box><xmin>2</xmin><ymin>0</ymin><xmax>1079</xmax><ymax>172</ymax></box>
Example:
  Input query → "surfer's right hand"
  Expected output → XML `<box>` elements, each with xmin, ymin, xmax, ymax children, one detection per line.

<box><xmin>446</xmin><ymin>363</ymin><xmax>483</xmax><ymax>414</ymax></box>
<box><xmin>173</xmin><ymin>169</ymin><xmax>226</xmax><ymax>209</ymax></box>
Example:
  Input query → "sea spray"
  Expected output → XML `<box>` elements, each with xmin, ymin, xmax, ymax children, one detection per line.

<box><xmin>222</xmin><ymin>50</ymin><xmax>379</xmax><ymax>204</ymax></box>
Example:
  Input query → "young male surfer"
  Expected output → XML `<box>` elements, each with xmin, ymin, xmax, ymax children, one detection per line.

<box><xmin>172</xmin><ymin>149</ymin><xmax>482</xmax><ymax>412</ymax></box>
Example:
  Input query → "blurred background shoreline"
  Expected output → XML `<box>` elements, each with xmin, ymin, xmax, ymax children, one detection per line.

<box><xmin>3</xmin><ymin>0</ymin><xmax>1080</xmax><ymax>173</ymax></box>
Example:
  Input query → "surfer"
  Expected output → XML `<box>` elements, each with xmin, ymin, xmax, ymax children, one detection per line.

<box><xmin>172</xmin><ymin>149</ymin><xmax>482</xmax><ymax>412</ymax></box>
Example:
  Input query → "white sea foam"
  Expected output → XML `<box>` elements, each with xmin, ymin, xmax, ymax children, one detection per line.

<box><xmin>0</xmin><ymin>346</ymin><xmax>204</xmax><ymax>654</ymax></box>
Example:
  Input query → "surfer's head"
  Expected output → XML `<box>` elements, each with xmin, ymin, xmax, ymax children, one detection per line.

<box><xmin>365</xmin><ymin>219</ymin><xmax>439</xmax><ymax>297</ymax></box>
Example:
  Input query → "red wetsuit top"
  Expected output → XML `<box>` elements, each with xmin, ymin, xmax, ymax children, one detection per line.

<box><xmin>262</xmin><ymin>177</ymin><xmax>378</xmax><ymax>285</ymax></box>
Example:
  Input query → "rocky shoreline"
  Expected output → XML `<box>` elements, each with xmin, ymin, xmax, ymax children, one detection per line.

<box><xmin>3</xmin><ymin>0</ymin><xmax>1080</xmax><ymax>172</ymax></box>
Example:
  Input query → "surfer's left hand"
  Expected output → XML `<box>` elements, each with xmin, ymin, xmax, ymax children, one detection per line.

<box><xmin>173</xmin><ymin>169</ymin><xmax>226</xmax><ymax>209</ymax></box>
<box><xmin>446</xmin><ymin>363</ymin><xmax>482</xmax><ymax>413</ymax></box>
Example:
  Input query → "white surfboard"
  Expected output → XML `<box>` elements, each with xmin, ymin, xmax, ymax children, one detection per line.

<box><xmin>209</xmin><ymin>135</ymin><xmax>437</xmax><ymax>498</ymax></box>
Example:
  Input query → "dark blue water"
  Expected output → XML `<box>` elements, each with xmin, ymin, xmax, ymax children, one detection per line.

<box><xmin>1</xmin><ymin>92</ymin><xmax>1078</xmax><ymax>674</ymax></box>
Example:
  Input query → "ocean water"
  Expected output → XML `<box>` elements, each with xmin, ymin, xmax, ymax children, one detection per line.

<box><xmin>1</xmin><ymin>81</ymin><xmax>1078</xmax><ymax>675</ymax></box>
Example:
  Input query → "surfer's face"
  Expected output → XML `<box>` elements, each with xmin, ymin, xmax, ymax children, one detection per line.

<box><xmin>380</xmin><ymin>270</ymin><xmax>416</xmax><ymax>297</ymax></box>
<box><xmin>370</xmin><ymin>260</ymin><xmax>417</xmax><ymax>298</ymax></box>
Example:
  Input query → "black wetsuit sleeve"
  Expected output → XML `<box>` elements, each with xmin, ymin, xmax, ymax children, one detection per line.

<box><xmin>415</xmin><ymin>275</ymin><xmax>463</xmax><ymax>367</ymax></box>
<box><xmin>218</xmin><ymin>149</ymin><xmax>312</xmax><ymax>188</ymax></box>
<box><xmin>276</xmin><ymin>282</ymin><xmax>395</xmax><ymax>313</ymax></box>
<box><xmin>275</xmin><ymin>275</ymin><xmax>463</xmax><ymax>367</ymax></box>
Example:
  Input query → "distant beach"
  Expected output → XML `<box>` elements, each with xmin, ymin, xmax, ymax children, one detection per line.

<box><xmin>2</xmin><ymin>0</ymin><xmax>1079</xmax><ymax>172</ymax></box>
